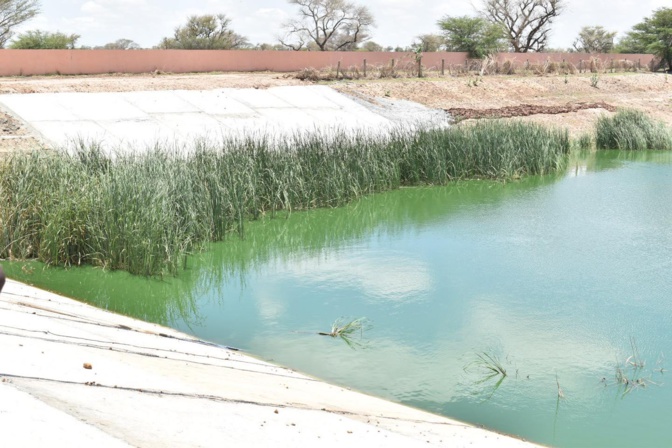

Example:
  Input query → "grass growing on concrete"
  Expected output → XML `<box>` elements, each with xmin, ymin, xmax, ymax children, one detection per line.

<box><xmin>596</xmin><ymin>109</ymin><xmax>672</xmax><ymax>151</ymax></box>
<box><xmin>0</xmin><ymin>122</ymin><xmax>570</xmax><ymax>276</ymax></box>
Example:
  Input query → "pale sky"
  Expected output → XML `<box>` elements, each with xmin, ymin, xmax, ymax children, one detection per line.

<box><xmin>14</xmin><ymin>0</ymin><xmax>671</xmax><ymax>50</ymax></box>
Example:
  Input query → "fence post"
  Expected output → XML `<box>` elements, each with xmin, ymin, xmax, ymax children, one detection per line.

<box><xmin>417</xmin><ymin>56</ymin><xmax>423</xmax><ymax>78</ymax></box>
<box><xmin>337</xmin><ymin>61</ymin><xmax>341</xmax><ymax>78</ymax></box>
<box><xmin>391</xmin><ymin>58</ymin><xmax>395</xmax><ymax>69</ymax></box>
<box><xmin>363</xmin><ymin>58</ymin><xmax>367</xmax><ymax>77</ymax></box>
<box><xmin>579</xmin><ymin>60</ymin><xmax>583</xmax><ymax>73</ymax></box>
<box><xmin>526</xmin><ymin>59</ymin><xmax>529</xmax><ymax>70</ymax></box>
<box><xmin>441</xmin><ymin>59</ymin><xmax>445</xmax><ymax>76</ymax></box>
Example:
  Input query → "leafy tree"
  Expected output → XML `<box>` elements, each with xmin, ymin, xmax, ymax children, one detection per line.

<box><xmin>616</xmin><ymin>8</ymin><xmax>672</xmax><ymax>71</ymax></box>
<box><xmin>159</xmin><ymin>14</ymin><xmax>249</xmax><ymax>49</ymax></box>
<box><xmin>254</xmin><ymin>43</ymin><xmax>287</xmax><ymax>51</ymax></box>
<box><xmin>360</xmin><ymin>41</ymin><xmax>383</xmax><ymax>52</ymax></box>
<box><xmin>10</xmin><ymin>30</ymin><xmax>79</xmax><ymax>49</ymax></box>
<box><xmin>412</xmin><ymin>34</ymin><xmax>445</xmax><ymax>52</ymax></box>
<box><xmin>572</xmin><ymin>26</ymin><xmax>616</xmax><ymax>53</ymax></box>
<box><xmin>279</xmin><ymin>0</ymin><xmax>375</xmax><ymax>51</ymax></box>
<box><xmin>438</xmin><ymin>16</ymin><xmax>506</xmax><ymax>58</ymax></box>
<box><xmin>0</xmin><ymin>0</ymin><xmax>40</xmax><ymax>47</ymax></box>
<box><xmin>614</xmin><ymin>35</ymin><xmax>648</xmax><ymax>55</ymax></box>
<box><xmin>99</xmin><ymin>38</ymin><xmax>140</xmax><ymax>50</ymax></box>
<box><xmin>481</xmin><ymin>0</ymin><xmax>565</xmax><ymax>52</ymax></box>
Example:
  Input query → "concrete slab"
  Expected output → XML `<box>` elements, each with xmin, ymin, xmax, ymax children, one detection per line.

<box><xmin>120</xmin><ymin>91</ymin><xmax>201</xmax><ymax>114</ymax></box>
<box><xmin>0</xmin><ymin>93</ymin><xmax>79</xmax><ymax>122</ymax></box>
<box><xmin>174</xmin><ymin>90</ymin><xmax>257</xmax><ymax>117</ymax></box>
<box><xmin>0</xmin><ymin>86</ymin><xmax>450</xmax><ymax>153</ymax></box>
<box><xmin>268</xmin><ymin>85</ymin><xmax>342</xmax><ymax>109</ymax></box>
<box><xmin>225</xmin><ymin>88</ymin><xmax>294</xmax><ymax>109</ymax></box>
<box><xmin>56</xmin><ymin>93</ymin><xmax>149</xmax><ymax>121</ymax></box>
<box><xmin>0</xmin><ymin>279</ymin><xmax>538</xmax><ymax>448</ymax></box>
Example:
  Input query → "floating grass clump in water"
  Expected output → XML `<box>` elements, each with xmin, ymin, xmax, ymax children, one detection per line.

<box><xmin>595</xmin><ymin>109</ymin><xmax>672</xmax><ymax>150</ymax></box>
<box><xmin>0</xmin><ymin>123</ymin><xmax>570</xmax><ymax>276</ymax></box>
<box><xmin>318</xmin><ymin>317</ymin><xmax>372</xmax><ymax>349</ymax></box>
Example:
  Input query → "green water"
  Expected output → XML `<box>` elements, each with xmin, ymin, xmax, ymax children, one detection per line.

<box><xmin>5</xmin><ymin>150</ymin><xmax>672</xmax><ymax>447</ymax></box>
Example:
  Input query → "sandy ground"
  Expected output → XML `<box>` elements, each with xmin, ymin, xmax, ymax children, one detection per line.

<box><xmin>0</xmin><ymin>71</ymin><xmax>670</xmax><ymax>153</ymax></box>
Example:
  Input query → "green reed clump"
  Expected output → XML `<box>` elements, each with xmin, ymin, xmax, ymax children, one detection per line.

<box><xmin>596</xmin><ymin>109</ymin><xmax>672</xmax><ymax>151</ymax></box>
<box><xmin>0</xmin><ymin>122</ymin><xmax>570</xmax><ymax>276</ymax></box>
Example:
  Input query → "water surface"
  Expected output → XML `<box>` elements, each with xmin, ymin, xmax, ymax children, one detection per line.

<box><xmin>7</xmin><ymin>150</ymin><xmax>672</xmax><ymax>447</ymax></box>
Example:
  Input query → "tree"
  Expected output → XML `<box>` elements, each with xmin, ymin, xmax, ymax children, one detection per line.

<box><xmin>0</xmin><ymin>0</ymin><xmax>40</xmax><ymax>47</ymax></box>
<box><xmin>572</xmin><ymin>26</ymin><xmax>616</xmax><ymax>53</ymax></box>
<box><xmin>279</xmin><ymin>0</ymin><xmax>375</xmax><ymax>51</ymax></box>
<box><xmin>99</xmin><ymin>38</ymin><xmax>140</xmax><ymax>50</ymax></box>
<box><xmin>438</xmin><ymin>16</ymin><xmax>506</xmax><ymax>58</ymax></box>
<box><xmin>360</xmin><ymin>41</ymin><xmax>383</xmax><ymax>52</ymax></box>
<box><xmin>412</xmin><ymin>34</ymin><xmax>445</xmax><ymax>52</ymax></box>
<box><xmin>159</xmin><ymin>14</ymin><xmax>249</xmax><ymax>49</ymax></box>
<box><xmin>480</xmin><ymin>0</ymin><xmax>565</xmax><ymax>52</ymax></box>
<box><xmin>616</xmin><ymin>8</ymin><xmax>672</xmax><ymax>71</ymax></box>
<box><xmin>10</xmin><ymin>30</ymin><xmax>79</xmax><ymax>49</ymax></box>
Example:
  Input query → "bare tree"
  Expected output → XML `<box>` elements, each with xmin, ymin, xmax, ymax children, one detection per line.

<box><xmin>481</xmin><ymin>0</ymin><xmax>564</xmax><ymax>52</ymax></box>
<box><xmin>0</xmin><ymin>0</ymin><xmax>40</xmax><ymax>48</ymax></box>
<box><xmin>279</xmin><ymin>0</ymin><xmax>375</xmax><ymax>51</ymax></box>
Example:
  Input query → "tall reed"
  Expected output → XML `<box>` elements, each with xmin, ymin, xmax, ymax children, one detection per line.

<box><xmin>596</xmin><ymin>109</ymin><xmax>672</xmax><ymax>151</ymax></box>
<box><xmin>0</xmin><ymin>122</ymin><xmax>570</xmax><ymax>276</ymax></box>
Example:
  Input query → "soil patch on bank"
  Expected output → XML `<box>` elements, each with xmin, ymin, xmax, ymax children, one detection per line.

<box><xmin>446</xmin><ymin>102</ymin><xmax>616</xmax><ymax>121</ymax></box>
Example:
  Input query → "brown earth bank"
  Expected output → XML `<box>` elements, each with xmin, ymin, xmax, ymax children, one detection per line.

<box><xmin>0</xmin><ymin>71</ymin><xmax>670</xmax><ymax>153</ymax></box>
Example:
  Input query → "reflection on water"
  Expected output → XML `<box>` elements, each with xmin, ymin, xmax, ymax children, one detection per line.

<box><xmin>5</xmin><ymin>151</ymin><xmax>672</xmax><ymax>448</ymax></box>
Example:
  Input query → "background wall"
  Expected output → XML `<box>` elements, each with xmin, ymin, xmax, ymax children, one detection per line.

<box><xmin>0</xmin><ymin>49</ymin><xmax>655</xmax><ymax>77</ymax></box>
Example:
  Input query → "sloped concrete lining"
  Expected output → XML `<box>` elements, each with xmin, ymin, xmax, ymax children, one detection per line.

<box><xmin>0</xmin><ymin>86</ymin><xmax>449</xmax><ymax>153</ymax></box>
<box><xmin>0</xmin><ymin>279</ymin><xmax>539</xmax><ymax>448</ymax></box>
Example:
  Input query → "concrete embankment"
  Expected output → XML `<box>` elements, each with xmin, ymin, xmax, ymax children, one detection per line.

<box><xmin>0</xmin><ymin>278</ymin><xmax>539</xmax><ymax>447</ymax></box>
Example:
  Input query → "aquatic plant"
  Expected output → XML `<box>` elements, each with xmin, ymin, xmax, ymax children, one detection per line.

<box><xmin>595</xmin><ymin>109</ymin><xmax>672</xmax><ymax>150</ymax></box>
<box><xmin>318</xmin><ymin>317</ymin><xmax>372</xmax><ymax>349</ymax></box>
<box><xmin>603</xmin><ymin>337</ymin><xmax>663</xmax><ymax>398</ymax></box>
<box><xmin>464</xmin><ymin>350</ymin><xmax>510</xmax><ymax>400</ymax></box>
<box><xmin>0</xmin><ymin>122</ymin><xmax>570</xmax><ymax>276</ymax></box>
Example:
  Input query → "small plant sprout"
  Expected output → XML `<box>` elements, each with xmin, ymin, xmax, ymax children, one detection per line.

<box><xmin>464</xmin><ymin>350</ymin><xmax>510</xmax><ymax>400</ymax></box>
<box><xmin>556</xmin><ymin>373</ymin><xmax>565</xmax><ymax>399</ymax></box>
<box><xmin>605</xmin><ymin>337</ymin><xmax>662</xmax><ymax>398</ymax></box>
<box><xmin>318</xmin><ymin>317</ymin><xmax>372</xmax><ymax>349</ymax></box>
<box><xmin>590</xmin><ymin>73</ymin><xmax>600</xmax><ymax>88</ymax></box>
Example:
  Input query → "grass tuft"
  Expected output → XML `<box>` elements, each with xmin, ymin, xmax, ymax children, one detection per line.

<box><xmin>596</xmin><ymin>109</ymin><xmax>672</xmax><ymax>150</ymax></box>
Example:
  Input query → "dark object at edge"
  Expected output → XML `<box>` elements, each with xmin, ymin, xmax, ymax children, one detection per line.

<box><xmin>0</xmin><ymin>266</ymin><xmax>5</xmax><ymax>294</ymax></box>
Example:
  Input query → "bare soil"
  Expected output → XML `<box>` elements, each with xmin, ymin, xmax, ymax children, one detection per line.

<box><xmin>0</xmin><ymin>71</ymin><xmax>670</xmax><ymax>153</ymax></box>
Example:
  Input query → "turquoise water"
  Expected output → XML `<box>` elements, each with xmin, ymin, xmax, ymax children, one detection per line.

<box><xmin>6</xmin><ymin>150</ymin><xmax>672</xmax><ymax>447</ymax></box>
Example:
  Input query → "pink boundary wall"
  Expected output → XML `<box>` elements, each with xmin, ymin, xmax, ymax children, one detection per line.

<box><xmin>0</xmin><ymin>50</ymin><xmax>655</xmax><ymax>77</ymax></box>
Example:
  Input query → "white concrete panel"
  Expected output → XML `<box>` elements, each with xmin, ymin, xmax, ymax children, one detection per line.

<box><xmin>175</xmin><ymin>90</ymin><xmax>256</xmax><ymax>117</ymax></box>
<box><xmin>32</xmin><ymin>121</ymin><xmax>112</xmax><ymax>147</ymax></box>
<box><xmin>55</xmin><ymin>93</ymin><xmax>149</xmax><ymax>121</ymax></box>
<box><xmin>98</xmin><ymin>120</ymin><xmax>176</xmax><ymax>150</ymax></box>
<box><xmin>0</xmin><ymin>93</ymin><xmax>79</xmax><ymax>121</ymax></box>
<box><xmin>121</xmin><ymin>91</ymin><xmax>201</xmax><ymax>114</ymax></box>
<box><xmin>314</xmin><ymin>86</ymin><xmax>376</xmax><ymax>111</ymax></box>
<box><xmin>270</xmin><ymin>85</ymin><xmax>341</xmax><ymax>109</ymax></box>
<box><xmin>224</xmin><ymin>88</ymin><xmax>294</xmax><ymax>109</ymax></box>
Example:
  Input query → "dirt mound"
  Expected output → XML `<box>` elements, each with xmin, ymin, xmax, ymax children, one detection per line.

<box><xmin>445</xmin><ymin>102</ymin><xmax>617</xmax><ymax>121</ymax></box>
